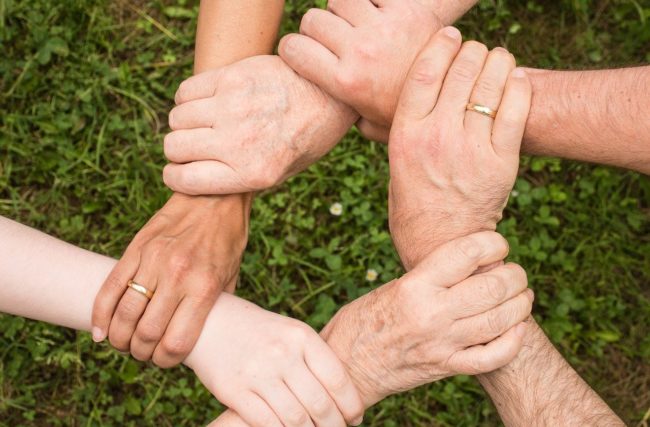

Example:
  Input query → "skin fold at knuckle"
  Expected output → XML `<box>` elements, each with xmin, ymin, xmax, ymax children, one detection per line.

<box><xmin>159</xmin><ymin>335</ymin><xmax>192</xmax><ymax>361</ymax></box>
<box><xmin>482</xmin><ymin>273</ymin><xmax>508</xmax><ymax>304</ymax></box>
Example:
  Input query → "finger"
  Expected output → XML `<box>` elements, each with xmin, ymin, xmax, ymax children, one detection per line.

<box><xmin>285</xmin><ymin>366</ymin><xmax>350</xmax><ymax>427</ymax></box>
<box><xmin>206</xmin><ymin>410</ymin><xmax>250</xmax><ymax>427</ymax></box>
<box><xmin>164</xmin><ymin>128</ymin><xmax>223</xmax><ymax>164</ymax></box>
<box><xmin>464</xmin><ymin>47</ymin><xmax>515</xmax><ymax>140</ymax></box>
<box><xmin>436</xmin><ymin>40</ymin><xmax>489</xmax><ymax>116</ymax></box>
<box><xmin>327</xmin><ymin>0</ymin><xmax>379</xmax><ymax>26</ymax></box>
<box><xmin>256</xmin><ymin>382</ymin><xmax>314</xmax><ymax>427</ymax></box>
<box><xmin>395</xmin><ymin>27</ymin><xmax>462</xmax><ymax>121</ymax></box>
<box><xmin>162</xmin><ymin>161</ymin><xmax>245</xmax><ymax>195</ymax></box>
<box><xmin>152</xmin><ymin>293</ymin><xmax>216</xmax><ymax>368</ymax></box>
<box><xmin>492</xmin><ymin>68</ymin><xmax>532</xmax><ymax>157</ymax></box>
<box><xmin>279</xmin><ymin>34</ymin><xmax>340</xmax><ymax>98</ymax></box>
<box><xmin>174</xmin><ymin>68</ymin><xmax>224</xmax><ymax>105</ymax></box>
<box><xmin>168</xmin><ymin>97</ymin><xmax>218</xmax><ymax>130</ymax></box>
<box><xmin>355</xmin><ymin>118</ymin><xmax>389</xmax><ymax>143</ymax></box>
<box><xmin>130</xmin><ymin>287</ymin><xmax>182</xmax><ymax>362</ymax></box>
<box><xmin>449</xmin><ymin>321</ymin><xmax>528</xmax><ymax>375</ymax></box>
<box><xmin>92</xmin><ymin>247</ymin><xmax>140</xmax><ymax>342</ymax></box>
<box><xmin>405</xmin><ymin>231</ymin><xmax>510</xmax><ymax>289</ymax></box>
<box><xmin>228</xmin><ymin>392</ymin><xmax>284</xmax><ymax>427</ymax></box>
<box><xmin>452</xmin><ymin>289</ymin><xmax>534</xmax><ymax>346</ymax></box>
<box><xmin>108</xmin><ymin>266</ymin><xmax>157</xmax><ymax>353</ymax></box>
<box><xmin>300</xmin><ymin>8</ymin><xmax>352</xmax><ymax>55</ymax></box>
<box><xmin>303</xmin><ymin>338</ymin><xmax>364</xmax><ymax>425</ymax></box>
<box><xmin>447</xmin><ymin>263</ymin><xmax>528</xmax><ymax>319</ymax></box>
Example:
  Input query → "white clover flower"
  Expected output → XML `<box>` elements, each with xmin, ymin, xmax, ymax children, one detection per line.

<box><xmin>366</xmin><ymin>268</ymin><xmax>378</xmax><ymax>282</ymax></box>
<box><xmin>510</xmin><ymin>190</ymin><xmax>519</xmax><ymax>198</ymax></box>
<box><xmin>329</xmin><ymin>202</ymin><xmax>343</xmax><ymax>216</ymax></box>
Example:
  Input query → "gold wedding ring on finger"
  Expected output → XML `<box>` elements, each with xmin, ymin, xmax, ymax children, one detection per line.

<box><xmin>127</xmin><ymin>280</ymin><xmax>154</xmax><ymax>300</ymax></box>
<box><xmin>466</xmin><ymin>103</ymin><xmax>497</xmax><ymax>119</ymax></box>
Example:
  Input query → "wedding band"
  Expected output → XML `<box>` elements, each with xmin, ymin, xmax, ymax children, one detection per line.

<box><xmin>127</xmin><ymin>280</ymin><xmax>154</xmax><ymax>300</ymax></box>
<box><xmin>466</xmin><ymin>103</ymin><xmax>497</xmax><ymax>119</ymax></box>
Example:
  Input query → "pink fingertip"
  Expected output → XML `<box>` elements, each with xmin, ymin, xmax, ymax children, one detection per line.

<box><xmin>443</xmin><ymin>26</ymin><xmax>461</xmax><ymax>40</ymax></box>
<box><xmin>92</xmin><ymin>327</ymin><xmax>106</xmax><ymax>343</ymax></box>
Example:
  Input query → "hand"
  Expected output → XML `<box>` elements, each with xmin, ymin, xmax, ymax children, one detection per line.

<box><xmin>278</xmin><ymin>0</ymin><xmax>442</xmax><ymax>137</ymax></box>
<box><xmin>162</xmin><ymin>55</ymin><xmax>358</xmax><ymax>195</ymax></box>
<box><xmin>92</xmin><ymin>193</ymin><xmax>251</xmax><ymax>367</ymax></box>
<box><xmin>208</xmin><ymin>232</ymin><xmax>532</xmax><ymax>427</ymax></box>
<box><xmin>185</xmin><ymin>295</ymin><xmax>364</xmax><ymax>427</ymax></box>
<box><xmin>387</xmin><ymin>29</ymin><xmax>532</xmax><ymax>269</ymax></box>
<box><xmin>322</xmin><ymin>232</ymin><xmax>532</xmax><ymax>406</ymax></box>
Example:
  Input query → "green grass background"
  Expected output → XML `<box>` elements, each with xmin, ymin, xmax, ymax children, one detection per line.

<box><xmin>1</xmin><ymin>0</ymin><xmax>649</xmax><ymax>425</ymax></box>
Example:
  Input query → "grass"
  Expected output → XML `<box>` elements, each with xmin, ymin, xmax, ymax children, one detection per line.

<box><xmin>1</xmin><ymin>0</ymin><xmax>649</xmax><ymax>425</ymax></box>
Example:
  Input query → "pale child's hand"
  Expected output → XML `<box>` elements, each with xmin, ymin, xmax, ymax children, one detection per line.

<box><xmin>184</xmin><ymin>296</ymin><xmax>364</xmax><ymax>427</ymax></box>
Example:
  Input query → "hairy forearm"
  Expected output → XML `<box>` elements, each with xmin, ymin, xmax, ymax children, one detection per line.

<box><xmin>195</xmin><ymin>0</ymin><xmax>284</xmax><ymax>73</ymax></box>
<box><xmin>524</xmin><ymin>66</ymin><xmax>650</xmax><ymax>174</ymax></box>
<box><xmin>478</xmin><ymin>318</ymin><xmax>623</xmax><ymax>426</ymax></box>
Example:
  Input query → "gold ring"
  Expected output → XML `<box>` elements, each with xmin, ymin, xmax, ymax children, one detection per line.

<box><xmin>466</xmin><ymin>103</ymin><xmax>497</xmax><ymax>119</ymax></box>
<box><xmin>127</xmin><ymin>280</ymin><xmax>154</xmax><ymax>300</ymax></box>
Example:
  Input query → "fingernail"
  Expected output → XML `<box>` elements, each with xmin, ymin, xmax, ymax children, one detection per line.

<box><xmin>443</xmin><ymin>26</ymin><xmax>461</xmax><ymax>40</ymax></box>
<box><xmin>512</xmin><ymin>67</ymin><xmax>527</xmax><ymax>78</ymax></box>
<box><xmin>92</xmin><ymin>327</ymin><xmax>105</xmax><ymax>343</ymax></box>
<box><xmin>352</xmin><ymin>417</ymin><xmax>363</xmax><ymax>426</ymax></box>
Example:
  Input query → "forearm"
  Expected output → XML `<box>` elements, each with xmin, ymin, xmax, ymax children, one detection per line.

<box><xmin>523</xmin><ymin>66</ymin><xmax>650</xmax><ymax>174</ymax></box>
<box><xmin>178</xmin><ymin>0</ymin><xmax>287</xmax><ymax>252</ymax></box>
<box><xmin>194</xmin><ymin>0</ymin><xmax>284</xmax><ymax>73</ymax></box>
<box><xmin>478</xmin><ymin>318</ymin><xmax>622</xmax><ymax>426</ymax></box>
<box><xmin>0</xmin><ymin>216</ymin><xmax>113</xmax><ymax>330</ymax></box>
<box><xmin>0</xmin><ymin>216</ymin><xmax>244</xmax><ymax>365</ymax></box>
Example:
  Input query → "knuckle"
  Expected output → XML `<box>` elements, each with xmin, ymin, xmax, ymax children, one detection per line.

<box><xmin>410</xmin><ymin>58</ymin><xmax>440</xmax><ymax>85</ymax></box>
<box><xmin>334</xmin><ymin>69</ymin><xmax>359</xmax><ymax>92</ymax></box>
<box><xmin>300</xmin><ymin>8</ymin><xmax>318</xmax><ymax>32</ymax></box>
<box><xmin>160</xmin><ymin>336</ymin><xmax>192</xmax><ymax>358</ymax></box>
<box><xmin>167</xmin><ymin>253</ymin><xmax>192</xmax><ymax>277</ymax></box>
<box><xmin>354</xmin><ymin>42</ymin><xmax>380</xmax><ymax>61</ymax></box>
<box><xmin>248</xmin><ymin>168</ymin><xmax>280</xmax><ymax>190</ymax></box>
<box><xmin>105</xmin><ymin>274</ymin><xmax>127</xmax><ymax>293</ymax></box>
<box><xmin>174</xmin><ymin>82</ymin><xmax>187</xmax><ymax>104</ymax></box>
<box><xmin>475</xmin><ymin>77</ymin><xmax>500</xmax><ymax>95</ymax></box>
<box><xmin>267</xmin><ymin>340</ymin><xmax>292</xmax><ymax>360</ymax></box>
<box><xmin>506</xmin><ymin>263</ymin><xmax>528</xmax><ymax>287</ymax></box>
<box><xmin>466</xmin><ymin>356</ymin><xmax>488</xmax><ymax>374</ymax></box>
<box><xmin>487</xmin><ymin>308</ymin><xmax>508</xmax><ymax>336</ymax></box>
<box><xmin>115</xmin><ymin>298</ymin><xmax>142</xmax><ymax>321</ymax></box>
<box><xmin>135</xmin><ymin>322</ymin><xmax>164</xmax><ymax>343</ymax></box>
<box><xmin>289</xmin><ymin>322</ymin><xmax>314</xmax><ymax>343</ymax></box>
<box><xmin>108</xmin><ymin>336</ymin><xmax>129</xmax><ymax>353</ymax></box>
<box><xmin>328</xmin><ymin>371</ymin><xmax>350</xmax><ymax>393</ymax></box>
<box><xmin>192</xmin><ymin>278</ymin><xmax>221</xmax><ymax>301</ymax></box>
<box><xmin>327</xmin><ymin>0</ymin><xmax>342</xmax><ymax>12</ymax></box>
<box><xmin>451</xmin><ymin>58</ymin><xmax>479</xmax><ymax>82</ymax></box>
<box><xmin>483</xmin><ymin>274</ymin><xmax>507</xmax><ymax>303</ymax></box>
<box><xmin>456</xmin><ymin>235</ymin><xmax>482</xmax><ymax>260</ymax></box>
<box><xmin>286</xmin><ymin>408</ymin><xmax>309</xmax><ymax>426</ymax></box>
<box><xmin>256</xmin><ymin>412</ymin><xmax>279</xmax><ymax>427</ymax></box>
<box><xmin>310</xmin><ymin>393</ymin><xmax>334</xmax><ymax>417</ymax></box>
